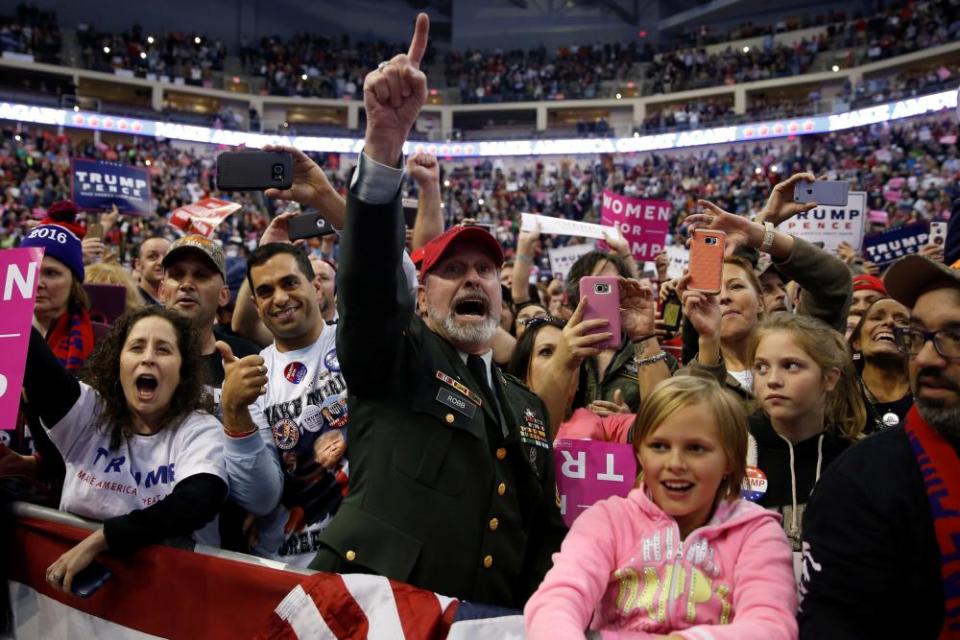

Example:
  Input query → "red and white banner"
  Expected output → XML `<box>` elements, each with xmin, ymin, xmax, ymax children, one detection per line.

<box><xmin>168</xmin><ymin>198</ymin><xmax>241</xmax><ymax>238</ymax></box>
<box><xmin>599</xmin><ymin>191</ymin><xmax>671</xmax><ymax>261</ymax></box>
<box><xmin>8</xmin><ymin>504</ymin><xmax>525</xmax><ymax>639</ymax></box>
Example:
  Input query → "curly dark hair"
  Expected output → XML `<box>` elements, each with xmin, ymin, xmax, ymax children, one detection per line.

<box><xmin>81</xmin><ymin>306</ymin><xmax>212</xmax><ymax>450</ymax></box>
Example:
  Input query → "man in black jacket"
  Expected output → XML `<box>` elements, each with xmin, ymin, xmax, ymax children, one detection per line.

<box><xmin>798</xmin><ymin>254</ymin><xmax>960</xmax><ymax>638</ymax></box>
<box><xmin>307</xmin><ymin>13</ymin><xmax>566</xmax><ymax>608</ymax></box>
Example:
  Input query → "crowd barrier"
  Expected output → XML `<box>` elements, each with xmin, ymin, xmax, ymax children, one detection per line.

<box><xmin>4</xmin><ymin>502</ymin><xmax>526</xmax><ymax>639</ymax></box>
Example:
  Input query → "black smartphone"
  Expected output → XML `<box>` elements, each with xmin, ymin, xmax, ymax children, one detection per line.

<box><xmin>71</xmin><ymin>562</ymin><xmax>112</xmax><ymax>598</ymax></box>
<box><xmin>288</xmin><ymin>212</ymin><xmax>336</xmax><ymax>241</ymax></box>
<box><xmin>661</xmin><ymin>290</ymin><xmax>682</xmax><ymax>333</ymax></box>
<box><xmin>216</xmin><ymin>151</ymin><xmax>293</xmax><ymax>191</ymax></box>
<box><xmin>402</xmin><ymin>198</ymin><xmax>418</xmax><ymax>228</ymax></box>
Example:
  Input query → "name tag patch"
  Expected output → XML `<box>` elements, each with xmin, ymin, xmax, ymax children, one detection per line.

<box><xmin>436</xmin><ymin>388</ymin><xmax>477</xmax><ymax>419</ymax></box>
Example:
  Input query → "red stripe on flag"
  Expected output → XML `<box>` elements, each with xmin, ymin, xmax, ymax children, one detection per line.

<box><xmin>254</xmin><ymin>613</ymin><xmax>298</xmax><ymax>640</ymax></box>
<box><xmin>12</xmin><ymin>516</ymin><xmax>303</xmax><ymax>640</ymax></box>
<box><xmin>300</xmin><ymin>573</ymin><xmax>370</xmax><ymax>639</ymax></box>
<box><xmin>392</xmin><ymin>580</ymin><xmax>458</xmax><ymax>640</ymax></box>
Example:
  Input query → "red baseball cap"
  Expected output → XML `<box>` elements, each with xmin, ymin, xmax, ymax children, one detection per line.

<box><xmin>419</xmin><ymin>226</ymin><xmax>504</xmax><ymax>275</ymax></box>
<box><xmin>852</xmin><ymin>274</ymin><xmax>887</xmax><ymax>295</ymax></box>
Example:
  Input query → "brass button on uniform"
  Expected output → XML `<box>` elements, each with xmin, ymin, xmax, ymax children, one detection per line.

<box><xmin>497</xmin><ymin>482</ymin><xmax>507</xmax><ymax>496</ymax></box>
<box><xmin>445</xmin><ymin>413</ymin><xmax>455</xmax><ymax>424</ymax></box>
<box><xmin>345</xmin><ymin>550</ymin><xmax>357</xmax><ymax>561</ymax></box>
<box><xmin>495</xmin><ymin>447</ymin><xmax>507</xmax><ymax>460</ymax></box>
<box><xmin>488</xmin><ymin>517</ymin><xmax>499</xmax><ymax>531</ymax></box>
<box><xmin>483</xmin><ymin>555</ymin><xmax>494</xmax><ymax>568</ymax></box>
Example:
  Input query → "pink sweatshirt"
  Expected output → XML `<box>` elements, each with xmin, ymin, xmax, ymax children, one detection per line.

<box><xmin>525</xmin><ymin>486</ymin><xmax>798</xmax><ymax>640</ymax></box>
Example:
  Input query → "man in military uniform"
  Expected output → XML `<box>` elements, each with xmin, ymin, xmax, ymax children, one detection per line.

<box><xmin>308</xmin><ymin>13</ymin><xmax>567</xmax><ymax>608</ymax></box>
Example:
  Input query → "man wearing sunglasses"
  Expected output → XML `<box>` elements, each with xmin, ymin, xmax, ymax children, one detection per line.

<box><xmin>799</xmin><ymin>254</ymin><xmax>960</xmax><ymax>638</ymax></box>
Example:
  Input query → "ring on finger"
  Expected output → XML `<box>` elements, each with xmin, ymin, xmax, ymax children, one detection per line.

<box><xmin>377</xmin><ymin>61</ymin><xmax>389</xmax><ymax>72</ymax></box>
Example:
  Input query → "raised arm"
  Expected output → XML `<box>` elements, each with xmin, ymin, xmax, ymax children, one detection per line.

<box><xmin>512</xmin><ymin>222</ymin><xmax>540</xmax><ymax>305</ymax></box>
<box><xmin>408</xmin><ymin>152</ymin><xmax>443</xmax><ymax>249</ymax></box>
<box><xmin>336</xmin><ymin>14</ymin><xmax>430</xmax><ymax>393</ymax></box>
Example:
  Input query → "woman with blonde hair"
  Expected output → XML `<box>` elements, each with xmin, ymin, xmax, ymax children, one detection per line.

<box><xmin>85</xmin><ymin>261</ymin><xmax>146</xmax><ymax>314</ymax></box>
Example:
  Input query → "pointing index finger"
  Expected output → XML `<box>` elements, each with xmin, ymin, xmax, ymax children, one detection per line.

<box><xmin>407</xmin><ymin>13</ymin><xmax>430</xmax><ymax>68</ymax></box>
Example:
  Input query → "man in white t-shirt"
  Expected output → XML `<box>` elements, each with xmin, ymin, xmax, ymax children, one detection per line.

<box><xmin>218</xmin><ymin>242</ymin><xmax>348</xmax><ymax>566</ymax></box>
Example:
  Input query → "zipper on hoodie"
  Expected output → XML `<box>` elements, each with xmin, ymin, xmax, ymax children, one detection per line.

<box><xmin>664</xmin><ymin>524</ymin><xmax>685</xmax><ymax>629</ymax></box>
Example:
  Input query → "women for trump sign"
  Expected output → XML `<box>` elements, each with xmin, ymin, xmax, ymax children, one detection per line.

<box><xmin>600</xmin><ymin>190</ymin><xmax>671</xmax><ymax>261</ymax></box>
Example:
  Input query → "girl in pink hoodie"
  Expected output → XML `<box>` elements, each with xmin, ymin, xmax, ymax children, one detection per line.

<box><xmin>525</xmin><ymin>376</ymin><xmax>797</xmax><ymax>640</ymax></box>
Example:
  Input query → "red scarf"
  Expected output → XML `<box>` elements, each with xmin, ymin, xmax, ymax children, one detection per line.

<box><xmin>905</xmin><ymin>405</ymin><xmax>960</xmax><ymax>638</ymax></box>
<box><xmin>47</xmin><ymin>308</ymin><xmax>94</xmax><ymax>373</ymax></box>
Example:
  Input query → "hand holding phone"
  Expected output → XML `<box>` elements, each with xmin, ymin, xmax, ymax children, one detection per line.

<box><xmin>687</xmin><ymin>229</ymin><xmax>726</xmax><ymax>294</ymax></box>
<box><xmin>217</xmin><ymin>151</ymin><xmax>294</xmax><ymax>191</ymax></box>
<box><xmin>579</xmin><ymin>276</ymin><xmax>621</xmax><ymax>350</ymax></box>
<box><xmin>793</xmin><ymin>180</ymin><xmax>850</xmax><ymax>207</ymax></box>
<box><xmin>71</xmin><ymin>562</ymin><xmax>112</xmax><ymax>599</ymax></box>
<box><xmin>287</xmin><ymin>212</ymin><xmax>336</xmax><ymax>241</ymax></box>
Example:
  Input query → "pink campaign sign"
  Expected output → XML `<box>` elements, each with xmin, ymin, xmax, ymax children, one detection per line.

<box><xmin>0</xmin><ymin>248</ymin><xmax>44</xmax><ymax>429</ymax></box>
<box><xmin>600</xmin><ymin>190</ymin><xmax>671</xmax><ymax>261</ymax></box>
<box><xmin>554</xmin><ymin>438</ymin><xmax>638</xmax><ymax>527</ymax></box>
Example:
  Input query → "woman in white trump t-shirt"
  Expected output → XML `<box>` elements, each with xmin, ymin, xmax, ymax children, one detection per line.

<box><xmin>23</xmin><ymin>306</ymin><xmax>227</xmax><ymax>595</ymax></box>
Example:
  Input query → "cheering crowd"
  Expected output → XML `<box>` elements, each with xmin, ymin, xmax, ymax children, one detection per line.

<box><xmin>3</xmin><ymin>9</ymin><xmax>960</xmax><ymax>639</ymax></box>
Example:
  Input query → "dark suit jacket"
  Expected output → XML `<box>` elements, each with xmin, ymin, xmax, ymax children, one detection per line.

<box><xmin>315</xmin><ymin>189</ymin><xmax>566</xmax><ymax>608</ymax></box>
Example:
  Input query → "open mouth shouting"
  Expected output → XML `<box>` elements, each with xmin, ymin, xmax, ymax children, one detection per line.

<box><xmin>135</xmin><ymin>373</ymin><xmax>160</xmax><ymax>402</ymax></box>
<box><xmin>452</xmin><ymin>292</ymin><xmax>489</xmax><ymax>321</ymax></box>
<box><xmin>872</xmin><ymin>329</ymin><xmax>897</xmax><ymax>345</ymax></box>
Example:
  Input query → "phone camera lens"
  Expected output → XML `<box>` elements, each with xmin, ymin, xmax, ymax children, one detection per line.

<box><xmin>272</xmin><ymin>163</ymin><xmax>284</xmax><ymax>179</ymax></box>
<box><xmin>705</xmin><ymin>237</ymin><xmax>717</xmax><ymax>245</ymax></box>
<box><xmin>595</xmin><ymin>283</ymin><xmax>609</xmax><ymax>294</ymax></box>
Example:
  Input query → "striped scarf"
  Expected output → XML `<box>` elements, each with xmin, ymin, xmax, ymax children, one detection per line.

<box><xmin>47</xmin><ymin>308</ymin><xmax>94</xmax><ymax>373</ymax></box>
<box><xmin>905</xmin><ymin>404</ymin><xmax>960</xmax><ymax>638</ymax></box>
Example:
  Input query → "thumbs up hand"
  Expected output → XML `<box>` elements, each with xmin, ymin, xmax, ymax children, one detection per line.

<box><xmin>218</xmin><ymin>341</ymin><xmax>268</xmax><ymax>426</ymax></box>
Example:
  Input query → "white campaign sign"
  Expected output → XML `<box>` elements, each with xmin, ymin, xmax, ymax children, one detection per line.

<box><xmin>521</xmin><ymin>213</ymin><xmax>617</xmax><ymax>240</ymax></box>
<box><xmin>779</xmin><ymin>191</ymin><xmax>867</xmax><ymax>252</ymax></box>
<box><xmin>548</xmin><ymin>243</ymin><xmax>596</xmax><ymax>282</ymax></box>
<box><xmin>666</xmin><ymin>246</ymin><xmax>690</xmax><ymax>280</ymax></box>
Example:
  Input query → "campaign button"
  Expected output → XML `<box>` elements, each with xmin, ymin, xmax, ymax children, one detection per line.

<box><xmin>284</xmin><ymin>361</ymin><xmax>308</xmax><ymax>384</ymax></box>
<box><xmin>272</xmin><ymin>418</ymin><xmax>300</xmax><ymax>450</ymax></box>
<box><xmin>300</xmin><ymin>405</ymin><xmax>324</xmax><ymax>433</ymax></box>
<box><xmin>740</xmin><ymin>466</ymin><xmax>768</xmax><ymax>502</ymax></box>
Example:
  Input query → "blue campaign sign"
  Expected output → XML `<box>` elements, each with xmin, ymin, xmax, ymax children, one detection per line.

<box><xmin>71</xmin><ymin>159</ymin><xmax>153</xmax><ymax>215</ymax></box>
<box><xmin>862</xmin><ymin>222</ymin><xmax>930</xmax><ymax>270</ymax></box>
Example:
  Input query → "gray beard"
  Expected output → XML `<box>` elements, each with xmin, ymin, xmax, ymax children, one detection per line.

<box><xmin>915</xmin><ymin>399</ymin><xmax>960</xmax><ymax>441</ymax></box>
<box><xmin>428</xmin><ymin>306</ymin><xmax>498</xmax><ymax>351</ymax></box>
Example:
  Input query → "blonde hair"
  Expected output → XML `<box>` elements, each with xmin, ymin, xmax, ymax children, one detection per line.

<box><xmin>631</xmin><ymin>376</ymin><xmax>748</xmax><ymax>501</ymax></box>
<box><xmin>84</xmin><ymin>262</ymin><xmax>145</xmax><ymax>314</ymax></box>
<box><xmin>749</xmin><ymin>314</ymin><xmax>866</xmax><ymax>441</ymax></box>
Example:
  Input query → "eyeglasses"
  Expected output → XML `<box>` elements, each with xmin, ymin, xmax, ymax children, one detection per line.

<box><xmin>894</xmin><ymin>326</ymin><xmax>960</xmax><ymax>360</ymax></box>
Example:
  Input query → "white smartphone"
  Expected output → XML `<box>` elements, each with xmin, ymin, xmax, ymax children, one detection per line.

<box><xmin>793</xmin><ymin>180</ymin><xmax>850</xmax><ymax>207</ymax></box>
<box><xmin>929</xmin><ymin>221</ymin><xmax>948</xmax><ymax>248</ymax></box>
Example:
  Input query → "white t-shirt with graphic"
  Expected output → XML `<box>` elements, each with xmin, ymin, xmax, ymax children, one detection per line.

<box><xmin>250</xmin><ymin>322</ymin><xmax>350</xmax><ymax>566</ymax></box>
<box><xmin>47</xmin><ymin>382</ymin><xmax>228</xmax><ymax>546</ymax></box>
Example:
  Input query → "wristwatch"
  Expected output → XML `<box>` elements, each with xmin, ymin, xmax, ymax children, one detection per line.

<box><xmin>760</xmin><ymin>221</ymin><xmax>776</xmax><ymax>253</ymax></box>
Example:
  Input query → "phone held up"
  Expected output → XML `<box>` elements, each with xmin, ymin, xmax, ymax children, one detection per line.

<box><xmin>793</xmin><ymin>180</ymin><xmax>850</xmax><ymax>207</ymax></box>
<box><xmin>579</xmin><ymin>276</ymin><xmax>621</xmax><ymax>350</ymax></box>
<box><xmin>287</xmin><ymin>212</ymin><xmax>336</xmax><ymax>241</ymax></box>
<box><xmin>687</xmin><ymin>229</ymin><xmax>726</xmax><ymax>294</ymax></box>
<box><xmin>216</xmin><ymin>151</ymin><xmax>293</xmax><ymax>191</ymax></box>
<box><xmin>929</xmin><ymin>221</ymin><xmax>948</xmax><ymax>249</ymax></box>
<box><xmin>660</xmin><ymin>289</ymin><xmax>683</xmax><ymax>333</ymax></box>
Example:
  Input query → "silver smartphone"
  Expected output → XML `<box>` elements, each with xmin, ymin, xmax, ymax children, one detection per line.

<box><xmin>793</xmin><ymin>180</ymin><xmax>850</xmax><ymax>206</ymax></box>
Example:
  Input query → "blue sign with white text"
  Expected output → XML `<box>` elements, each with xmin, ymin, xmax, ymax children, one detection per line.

<box><xmin>71</xmin><ymin>158</ymin><xmax>153</xmax><ymax>215</ymax></box>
